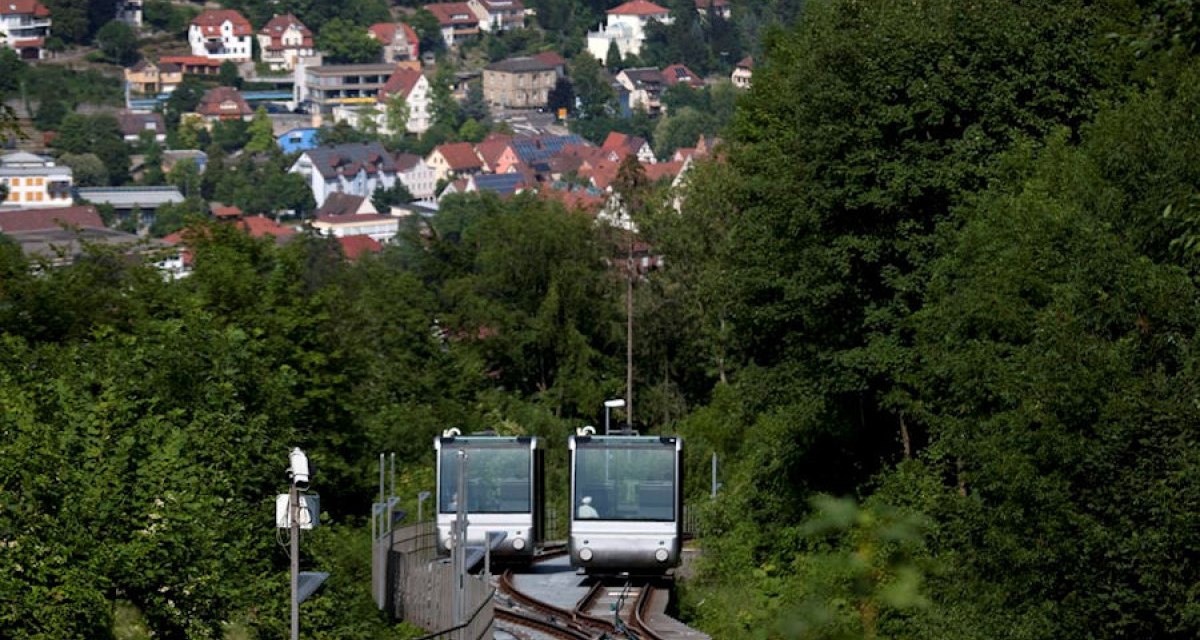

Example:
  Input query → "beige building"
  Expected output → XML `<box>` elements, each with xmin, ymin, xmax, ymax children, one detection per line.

<box><xmin>482</xmin><ymin>56</ymin><xmax>557</xmax><ymax>109</ymax></box>
<box><xmin>0</xmin><ymin>152</ymin><xmax>73</xmax><ymax>209</ymax></box>
<box><xmin>125</xmin><ymin>60</ymin><xmax>184</xmax><ymax>95</ymax></box>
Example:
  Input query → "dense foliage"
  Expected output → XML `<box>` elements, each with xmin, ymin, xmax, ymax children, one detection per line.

<box><xmin>7</xmin><ymin>0</ymin><xmax>1200</xmax><ymax>637</ymax></box>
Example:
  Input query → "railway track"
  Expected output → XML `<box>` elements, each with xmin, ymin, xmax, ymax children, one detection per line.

<box><xmin>495</xmin><ymin>562</ymin><xmax>710</xmax><ymax>640</ymax></box>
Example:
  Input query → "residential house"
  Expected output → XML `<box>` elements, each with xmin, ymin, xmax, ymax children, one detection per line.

<box><xmin>314</xmin><ymin>192</ymin><xmax>377</xmax><ymax>217</ymax></box>
<box><xmin>601</xmin><ymin>131</ymin><xmax>655</xmax><ymax>164</ymax></box>
<box><xmin>661</xmin><ymin>63</ymin><xmax>704</xmax><ymax>89</ymax></box>
<box><xmin>195</xmin><ymin>86</ymin><xmax>253</xmax><ymax>122</ymax></box>
<box><xmin>694</xmin><ymin>0</ymin><xmax>730</xmax><ymax>19</ymax></box>
<box><xmin>295</xmin><ymin>63</ymin><xmax>398</xmax><ymax>115</ymax></box>
<box><xmin>277</xmin><ymin>127</ymin><xmax>320</xmax><ymax>154</ymax></box>
<box><xmin>376</xmin><ymin>67</ymin><xmax>432</xmax><ymax>134</ymax></box>
<box><xmin>732</xmin><ymin>56</ymin><xmax>752</xmax><ymax>89</ymax></box>
<box><xmin>289</xmin><ymin>142</ymin><xmax>399</xmax><ymax>207</ymax></box>
<box><xmin>475</xmin><ymin>133</ymin><xmax>517</xmax><ymax>173</ymax></box>
<box><xmin>425</xmin><ymin>3</ymin><xmax>481</xmax><ymax>48</ymax></box>
<box><xmin>482</xmin><ymin>56</ymin><xmax>557</xmax><ymax>109</ymax></box>
<box><xmin>616</xmin><ymin>67</ymin><xmax>665</xmax><ymax>115</ymax></box>
<box><xmin>257</xmin><ymin>13</ymin><xmax>314</xmax><ymax>71</ymax></box>
<box><xmin>162</xmin><ymin>149</ymin><xmax>207</xmax><ymax>173</ymax></box>
<box><xmin>586</xmin><ymin>0</ymin><xmax>671</xmax><ymax>61</ymax></box>
<box><xmin>0</xmin><ymin>151</ymin><xmax>72</xmax><ymax>209</ymax></box>
<box><xmin>125</xmin><ymin>60</ymin><xmax>183</xmax><ymax>95</ymax></box>
<box><xmin>531</xmin><ymin>51</ymin><xmax>566</xmax><ymax>77</ymax></box>
<box><xmin>116</xmin><ymin>0</ymin><xmax>143</xmax><ymax>27</ymax></box>
<box><xmin>0</xmin><ymin>0</ymin><xmax>51</xmax><ymax>60</ymax></box>
<box><xmin>160</xmin><ymin>55</ymin><xmax>222</xmax><ymax>75</ymax></box>
<box><xmin>468</xmin><ymin>0</ymin><xmax>524</xmax><ymax>32</ymax></box>
<box><xmin>426</xmin><ymin>142</ymin><xmax>483</xmax><ymax>183</ymax></box>
<box><xmin>394</xmin><ymin>152</ymin><xmax>437</xmax><ymax>202</ymax></box>
<box><xmin>367</xmin><ymin>22</ymin><xmax>419</xmax><ymax>63</ymax></box>
<box><xmin>189</xmin><ymin>9</ymin><xmax>253</xmax><ymax>61</ymax></box>
<box><xmin>312</xmin><ymin>212</ymin><xmax>400</xmax><ymax>242</ymax></box>
<box><xmin>311</xmin><ymin>195</ymin><xmax>400</xmax><ymax>242</ymax></box>
<box><xmin>117</xmin><ymin>111</ymin><xmax>167</xmax><ymax>143</ymax></box>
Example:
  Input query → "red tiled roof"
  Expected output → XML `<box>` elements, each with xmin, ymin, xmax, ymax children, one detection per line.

<box><xmin>338</xmin><ymin>235</ymin><xmax>382</xmax><ymax>260</ymax></box>
<box><xmin>238</xmin><ymin>215</ymin><xmax>296</xmax><ymax>240</ymax></box>
<box><xmin>0</xmin><ymin>206</ymin><xmax>104</xmax><ymax>232</ymax></box>
<box><xmin>368</xmin><ymin>22</ymin><xmax>398</xmax><ymax>42</ymax></box>
<box><xmin>736</xmin><ymin>56</ymin><xmax>753</xmax><ymax>69</ymax></box>
<box><xmin>0</xmin><ymin>0</ymin><xmax>49</xmax><ymax>17</ymax></box>
<box><xmin>210</xmin><ymin>204</ymin><xmax>242</xmax><ymax>219</ymax></box>
<box><xmin>192</xmin><ymin>9</ymin><xmax>253</xmax><ymax>36</ymax></box>
<box><xmin>538</xmin><ymin>186</ymin><xmax>605</xmax><ymax>214</ymax></box>
<box><xmin>12</xmin><ymin>37</ymin><xmax>45</xmax><ymax>48</ymax></box>
<box><xmin>425</xmin><ymin>2</ymin><xmax>480</xmax><ymax>26</ymax></box>
<box><xmin>314</xmin><ymin>212</ymin><xmax>396</xmax><ymax>224</ymax></box>
<box><xmin>259</xmin><ymin>13</ymin><xmax>314</xmax><ymax>50</ymax></box>
<box><xmin>475</xmin><ymin>136</ymin><xmax>513</xmax><ymax>169</ymax></box>
<box><xmin>197</xmin><ymin>86</ymin><xmax>252</xmax><ymax>117</ymax></box>
<box><xmin>661</xmin><ymin>63</ymin><xmax>704</xmax><ymax>88</ymax></box>
<box><xmin>433</xmin><ymin>142</ymin><xmax>483</xmax><ymax>171</ymax></box>
<box><xmin>531</xmin><ymin>51</ymin><xmax>566</xmax><ymax>68</ymax></box>
<box><xmin>607</xmin><ymin>0</ymin><xmax>669</xmax><ymax>16</ymax></box>
<box><xmin>377</xmin><ymin>68</ymin><xmax>424</xmax><ymax>103</ymax></box>
<box><xmin>643</xmin><ymin>160</ymin><xmax>683</xmax><ymax>182</ymax></box>
<box><xmin>161</xmin><ymin>55</ymin><xmax>223</xmax><ymax>68</ymax></box>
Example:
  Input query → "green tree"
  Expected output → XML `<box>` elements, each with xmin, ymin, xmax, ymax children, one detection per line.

<box><xmin>318</xmin><ymin>18</ymin><xmax>383</xmax><ymax>64</ymax></box>
<box><xmin>218</xmin><ymin>60</ymin><xmax>242</xmax><ymax>88</ymax></box>
<box><xmin>385</xmin><ymin>92</ymin><xmax>410</xmax><ymax>136</ymax></box>
<box><xmin>371</xmin><ymin>181</ymin><xmax>414</xmax><ymax>211</ymax></box>
<box><xmin>605</xmin><ymin>40</ymin><xmax>622</xmax><ymax>69</ymax></box>
<box><xmin>568</xmin><ymin>53</ymin><xmax>614</xmax><ymax>120</ymax></box>
<box><xmin>96</xmin><ymin>20</ymin><xmax>139</xmax><ymax>65</ymax></box>
<box><xmin>58</xmin><ymin>152</ymin><xmax>109</xmax><ymax>187</ymax></box>
<box><xmin>243</xmin><ymin>106</ymin><xmax>275</xmax><ymax>153</ymax></box>
<box><xmin>405</xmin><ymin>9</ymin><xmax>443</xmax><ymax>55</ymax></box>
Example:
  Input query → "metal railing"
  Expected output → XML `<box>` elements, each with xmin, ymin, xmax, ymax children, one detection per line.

<box><xmin>373</xmin><ymin>520</ymin><xmax>494</xmax><ymax>640</ymax></box>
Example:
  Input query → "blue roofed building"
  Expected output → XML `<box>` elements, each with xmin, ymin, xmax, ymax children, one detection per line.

<box><xmin>277</xmin><ymin>127</ymin><xmax>321</xmax><ymax>154</ymax></box>
<box><xmin>468</xmin><ymin>172</ymin><xmax>529</xmax><ymax>197</ymax></box>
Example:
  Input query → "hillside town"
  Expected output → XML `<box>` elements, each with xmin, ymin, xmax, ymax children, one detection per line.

<box><xmin>0</xmin><ymin>0</ymin><xmax>753</xmax><ymax>273</ymax></box>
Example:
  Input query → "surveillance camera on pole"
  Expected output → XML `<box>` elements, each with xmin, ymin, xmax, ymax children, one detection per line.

<box><xmin>289</xmin><ymin>447</ymin><xmax>310</xmax><ymax>491</ymax></box>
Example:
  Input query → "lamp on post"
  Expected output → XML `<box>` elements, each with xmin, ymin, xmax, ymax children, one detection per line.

<box><xmin>604</xmin><ymin>398</ymin><xmax>626</xmax><ymax>435</ymax></box>
<box><xmin>277</xmin><ymin>448</ymin><xmax>327</xmax><ymax>639</ymax></box>
<box><xmin>287</xmin><ymin>447</ymin><xmax>309</xmax><ymax>640</ymax></box>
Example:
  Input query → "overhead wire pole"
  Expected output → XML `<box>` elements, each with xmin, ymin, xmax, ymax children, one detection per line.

<box><xmin>626</xmin><ymin>234</ymin><xmax>634</xmax><ymax>434</ymax></box>
<box><xmin>290</xmin><ymin>479</ymin><xmax>299</xmax><ymax>640</ymax></box>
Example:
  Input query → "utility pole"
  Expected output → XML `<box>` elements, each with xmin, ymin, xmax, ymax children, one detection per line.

<box><xmin>626</xmin><ymin>237</ymin><xmax>634</xmax><ymax>433</ymax></box>
<box><xmin>290</xmin><ymin>481</ymin><xmax>299</xmax><ymax>640</ymax></box>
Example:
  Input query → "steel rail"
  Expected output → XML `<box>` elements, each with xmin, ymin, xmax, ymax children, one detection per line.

<box><xmin>496</xmin><ymin>606</ymin><xmax>597</xmax><ymax>640</ymax></box>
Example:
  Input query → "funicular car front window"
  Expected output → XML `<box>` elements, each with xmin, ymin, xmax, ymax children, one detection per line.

<box><xmin>439</xmin><ymin>446</ymin><xmax>531</xmax><ymax>514</ymax></box>
<box><xmin>575</xmin><ymin>445</ymin><xmax>675</xmax><ymax>521</ymax></box>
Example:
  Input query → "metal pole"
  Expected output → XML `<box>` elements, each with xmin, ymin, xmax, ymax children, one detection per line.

<box><xmin>605</xmin><ymin>406</ymin><xmax>610</xmax><ymax>435</ymax></box>
<box><xmin>454</xmin><ymin>450</ymin><xmax>468</xmax><ymax>626</ymax></box>
<box><xmin>387</xmin><ymin>453</ymin><xmax>395</xmax><ymax>531</ymax></box>
<box><xmin>626</xmin><ymin>241</ymin><xmax>634</xmax><ymax>433</ymax></box>
<box><xmin>290</xmin><ymin>484</ymin><xmax>299</xmax><ymax>640</ymax></box>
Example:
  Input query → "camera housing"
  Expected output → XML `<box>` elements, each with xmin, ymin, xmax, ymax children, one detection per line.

<box><xmin>289</xmin><ymin>447</ymin><xmax>310</xmax><ymax>490</ymax></box>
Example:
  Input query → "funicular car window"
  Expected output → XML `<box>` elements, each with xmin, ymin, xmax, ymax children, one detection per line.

<box><xmin>440</xmin><ymin>445</ymin><xmax>531</xmax><ymax>514</ymax></box>
<box><xmin>575</xmin><ymin>444</ymin><xmax>675</xmax><ymax>521</ymax></box>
